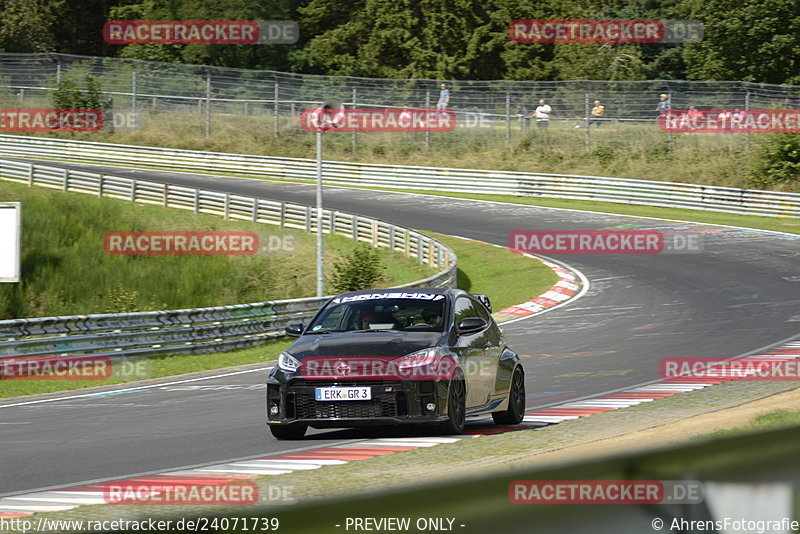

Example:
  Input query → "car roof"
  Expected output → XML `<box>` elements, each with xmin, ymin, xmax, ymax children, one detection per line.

<box><xmin>332</xmin><ymin>287</ymin><xmax>464</xmax><ymax>299</ymax></box>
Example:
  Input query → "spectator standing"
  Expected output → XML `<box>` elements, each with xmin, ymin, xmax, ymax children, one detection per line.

<box><xmin>533</xmin><ymin>98</ymin><xmax>551</xmax><ymax>129</ymax></box>
<box><xmin>655</xmin><ymin>93</ymin><xmax>671</xmax><ymax>116</ymax></box>
<box><xmin>514</xmin><ymin>104</ymin><xmax>529</xmax><ymax>130</ymax></box>
<box><xmin>437</xmin><ymin>83</ymin><xmax>450</xmax><ymax>110</ymax></box>
<box><xmin>590</xmin><ymin>100</ymin><xmax>605</xmax><ymax>127</ymax></box>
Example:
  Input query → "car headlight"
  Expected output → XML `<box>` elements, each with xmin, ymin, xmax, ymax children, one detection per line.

<box><xmin>278</xmin><ymin>352</ymin><xmax>301</xmax><ymax>372</ymax></box>
<box><xmin>396</xmin><ymin>348</ymin><xmax>438</xmax><ymax>369</ymax></box>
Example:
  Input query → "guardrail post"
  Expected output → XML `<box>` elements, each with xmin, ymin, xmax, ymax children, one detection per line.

<box><xmin>306</xmin><ymin>206</ymin><xmax>312</xmax><ymax>232</ymax></box>
<box><xmin>224</xmin><ymin>193</ymin><xmax>230</xmax><ymax>220</ymax></box>
<box><xmin>416</xmin><ymin>235</ymin><xmax>423</xmax><ymax>263</ymax></box>
<box><xmin>429</xmin><ymin>241</ymin><xmax>435</xmax><ymax>266</ymax></box>
<box><xmin>404</xmin><ymin>231</ymin><xmax>410</xmax><ymax>257</ymax></box>
<box><xmin>371</xmin><ymin>220</ymin><xmax>379</xmax><ymax>246</ymax></box>
<box><xmin>329</xmin><ymin>210</ymin><xmax>335</xmax><ymax>234</ymax></box>
<box><xmin>62</xmin><ymin>168</ymin><xmax>69</xmax><ymax>191</ymax></box>
<box><xmin>163</xmin><ymin>184</ymin><xmax>169</xmax><ymax>207</ymax></box>
<box><xmin>193</xmin><ymin>189</ymin><xmax>200</xmax><ymax>214</ymax></box>
<box><xmin>27</xmin><ymin>164</ymin><xmax>34</xmax><ymax>187</ymax></box>
<box><xmin>352</xmin><ymin>216</ymin><xmax>359</xmax><ymax>240</ymax></box>
<box><xmin>279</xmin><ymin>202</ymin><xmax>285</xmax><ymax>228</ymax></box>
<box><xmin>389</xmin><ymin>226</ymin><xmax>396</xmax><ymax>251</ymax></box>
<box><xmin>130</xmin><ymin>180</ymin><xmax>137</xmax><ymax>202</ymax></box>
<box><xmin>252</xmin><ymin>198</ymin><xmax>259</xmax><ymax>223</ymax></box>
<box><xmin>98</xmin><ymin>174</ymin><xmax>104</xmax><ymax>197</ymax></box>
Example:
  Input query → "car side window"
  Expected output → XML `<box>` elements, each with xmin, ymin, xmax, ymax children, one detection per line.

<box><xmin>454</xmin><ymin>297</ymin><xmax>480</xmax><ymax>326</ymax></box>
<box><xmin>473</xmin><ymin>299</ymin><xmax>491</xmax><ymax>322</ymax></box>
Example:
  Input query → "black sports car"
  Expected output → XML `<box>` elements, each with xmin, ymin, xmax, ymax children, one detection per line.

<box><xmin>266</xmin><ymin>287</ymin><xmax>526</xmax><ymax>439</ymax></box>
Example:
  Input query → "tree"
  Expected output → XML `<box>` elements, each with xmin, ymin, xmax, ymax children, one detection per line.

<box><xmin>677</xmin><ymin>0</ymin><xmax>800</xmax><ymax>84</ymax></box>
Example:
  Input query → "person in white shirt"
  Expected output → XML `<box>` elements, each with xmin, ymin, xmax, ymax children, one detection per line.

<box><xmin>533</xmin><ymin>98</ymin><xmax>552</xmax><ymax>129</ymax></box>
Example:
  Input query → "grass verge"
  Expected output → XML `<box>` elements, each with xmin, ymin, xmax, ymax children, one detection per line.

<box><xmin>0</xmin><ymin>179</ymin><xmax>436</xmax><ymax>319</ymax></box>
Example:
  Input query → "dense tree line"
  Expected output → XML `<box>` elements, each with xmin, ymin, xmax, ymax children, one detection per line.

<box><xmin>1</xmin><ymin>0</ymin><xmax>799</xmax><ymax>83</ymax></box>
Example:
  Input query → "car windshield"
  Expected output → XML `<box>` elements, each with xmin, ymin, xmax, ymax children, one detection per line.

<box><xmin>307</xmin><ymin>295</ymin><xmax>447</xmax><ymax>333</ymax></box>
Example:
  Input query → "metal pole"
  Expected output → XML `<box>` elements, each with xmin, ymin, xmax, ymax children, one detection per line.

<box><xmin>56</xmin><ymin>59</ymin><xmax>61</xmax><ymax>86</ymax></box>
<box><xmin>505</xmin><ymin>91</ymin><xmax>511</xmax><ymax>145</ymax></box>
<box><xmin>131</xmin><ymin>68</ymin><xmax>137</xmax><ymax>130</ymax></box>
<box><xmin>425</xmin><ymin>89</ymin><xmax>431</xmax><ymax>150</ymax></box>
<box><xmin>273</xmin><ymin>81</ymin><xmax>279</xmax><ymax>138</ymax></box>
<box><xmin>205</xmin><ymin>71</ymin><xmax>211</xmax><ymax>137</ymax></box>
<box><xmin>667</xmin><ymin>92</ymin><xmax>673</xmax><ymax>151</ymax></box>
<box><xmin>352</xmin><ymin>87</ymin><xmax>357</xmax><ymax>153</ymax></box>
<box><xmin>315</xmin><ymin>130</ymin><xmax>324</xmax><ymax>297</ymax></box>
<box><xmin>585</xmin><ymin>93</ymin><xmax>590</xmax><ymax>148</ymax></box>
<box><xmin>745</xmin><ymin>91</ymin><xmax>751</xmax><ymax>152</ymax></box>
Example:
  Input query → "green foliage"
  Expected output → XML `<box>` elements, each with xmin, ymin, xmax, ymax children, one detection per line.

<box><xmin>331</xmin><ymin>244</ymin><xmax>387</xmax><ymax>293</ymax></box>
<box><xmin>51</xmin><ymin>74</ymin><xmax>112</xmax><ymax>112</ymax></box>
<box><xmin>749</xmin><ymin>133</ymin><xmax>800</xmax><ymax>188</ymax></box>
<box><xmin>677</xmin><ymin>0</ymin><xmax>800</xmax><ymax>84</ymax></box>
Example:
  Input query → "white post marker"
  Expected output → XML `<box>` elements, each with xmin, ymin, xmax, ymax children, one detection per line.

<box><xmin>312</xmin><ymin>99</ymin><xmax>344</xmax><ymax>297</ymax></box>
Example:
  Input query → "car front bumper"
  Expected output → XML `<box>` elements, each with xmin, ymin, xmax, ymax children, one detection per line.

<box><xmin>266</xmin><ymin>376</ymin><xmax>450</xmax><ymax>428</ymax></box>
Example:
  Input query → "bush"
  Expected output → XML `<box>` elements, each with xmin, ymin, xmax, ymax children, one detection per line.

<box><xmin>331</xmin><ymin>244</ymin><xmax>386</xmax><ymax>293</ymax></box>
<box><xmin>749</xmin><ymin>133</ymin><xmax>800</xmax><ymax>188</ymax></box>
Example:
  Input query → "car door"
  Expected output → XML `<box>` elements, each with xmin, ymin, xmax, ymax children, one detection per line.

<box><xmin>451</xmin><ymin>296</ymin><xmax>491</xmax><ymax>408</ymax></box>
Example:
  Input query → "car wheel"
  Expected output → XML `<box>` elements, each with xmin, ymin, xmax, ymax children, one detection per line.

<box><xmin>492</xmin><ymin>366</ymin><xmax>525</xmax><ymax>425</ymax></box>
<box><xmin>269</xmin><ymin>424</ymin><xmax>307</xmax><ymax>440</ymax></box>
<box><xmin>439</xmin><ymin>377</ymin><xmax>466</xmax><ymax>435</ymax></box>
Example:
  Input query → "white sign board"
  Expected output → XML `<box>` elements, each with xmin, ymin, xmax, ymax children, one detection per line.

<box><xmin>0</xmin><ymin>202</ymin><xmax>21</xmax><ymax>282</ymax></box>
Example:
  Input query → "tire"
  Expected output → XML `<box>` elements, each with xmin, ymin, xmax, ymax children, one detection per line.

<box><xmin>492</xmin><ymin>366</ymin><xmax>525</xmax><ymax>425</ymax></box>
<box><xmin>269</xmin><ymin>424</ymin><xmax>307</xmax><ymax>440</ymax></box>
<box><xmin>439</xmin><ymin>377</ymin><xmax>466</xmax><ymax>435</ymax></box>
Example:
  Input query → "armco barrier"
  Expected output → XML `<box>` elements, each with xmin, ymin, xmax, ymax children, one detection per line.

<box><xmin>0</xmin><ymin>135</ymin><xmax>798</xmax><ymax>217</ymax></box>
<box><xmin>0</xmin><ymin>158</ymin><xmax>456</xmax><ymax>361</ymax></box>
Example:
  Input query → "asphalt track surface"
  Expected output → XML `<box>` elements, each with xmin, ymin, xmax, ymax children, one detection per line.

<box><xmin>2</xmin><ymin>159</ymin><xmax>799</xmax><ymax>496</ymax></box>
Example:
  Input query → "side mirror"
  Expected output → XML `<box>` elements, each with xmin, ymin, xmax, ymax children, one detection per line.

<box><xmin>458</xmin><ymin>317</ymin><xmax>487</xmax><ymax>334</ymax></box>
<box><xmin>285</xmin><ymin>324</ymin><xmax>304</xmax><ymax>337</ymax></box>
<box><xmin>473</xmin><ymin>294</ymin><xmax>492</xmax><ymax>313</ymax></box>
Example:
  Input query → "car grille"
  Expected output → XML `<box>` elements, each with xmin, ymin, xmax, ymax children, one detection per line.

<box><xmin>287</xmin><ymin>380</ymin><xmax>407</xmax><ymax>419</ymax></box>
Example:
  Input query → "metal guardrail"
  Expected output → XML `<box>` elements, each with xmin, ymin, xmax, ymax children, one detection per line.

<box><xmin>0</xmin><ymin>158</ymin><xmax>456</xmax><ymax>361</ymax></box>
<box><xmin>0</xmin><ymin>135</ymin><xmax>798</xmax><ymax>217</ymax></box>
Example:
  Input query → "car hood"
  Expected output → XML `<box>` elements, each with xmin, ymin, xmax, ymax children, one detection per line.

<box><xmin>289</xmin><ymin>331</ymin><xmax>444</xmax><ymax>359</ymax></box>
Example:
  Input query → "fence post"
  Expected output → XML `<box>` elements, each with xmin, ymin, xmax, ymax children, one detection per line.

<box><xmin>425</xmin><ymin>89</ymin><xmax>431</xmax><ymax>150</ymax></box>
<box><xmin>56</xmin><ymin>57</ymin><xmax>61</xmax><ymax>86</ymax></box>
<box><xmin>745</xmin><ymin>91</ymin><xmax>751</xmax><ymax>152</ymax></box>
<box><xmin>352</xmin><ymin>87</ymin><xmax>357</xmax><ymax>152</ymax></box>
<box><xmin>273</xmin><ymin>81</ymin><xmax>279</xmax><ymax>138</ymax></box>
<box><xmin>584</xmin><ymin>93</ymin><xmax>590</xmax><ymax>148</ymax></box>
<box><xmin>667</xmin><ymin>92</ymin><xmax>673</xmax><ymax>151</ymax></box>
<box><xmin>131</xmin><ymin>68</ymin><xmax>137</xmax><ymax>131</ymax></box>
<box><xmin>205</xmin><ymin>70</ymin><xmax>212</xmax><ymax>137</ymax></box>
<box><xmin>505</xmin><ymin>91</ymin><xmax>511</xmax><ymax>146</ymax></box>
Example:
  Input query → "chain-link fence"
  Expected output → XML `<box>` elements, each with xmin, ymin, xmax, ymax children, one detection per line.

<box><xmin>2</xmin><ymin>52</ymin><xmax>800</xmax><ymax>149</ymax></box>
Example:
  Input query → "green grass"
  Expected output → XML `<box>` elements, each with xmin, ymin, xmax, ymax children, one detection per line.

<box><xmin>0</xmin><ymin>339</ymin><xmax>292</xmax><ymax>399</ymax></box>
<box><xmin>426</xmin><ymin>232</ymin><xmax>558</xmax><ymax>312</ymax></box>
<box><xmin>708</xmin><ymin>409</ymin><xmax>800</xmax><ymax>439</ymax></box>
<box><xmin>0</xmin><ymin>179</ymin><xmax>436</xmax><ymax>319</ymax></box>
